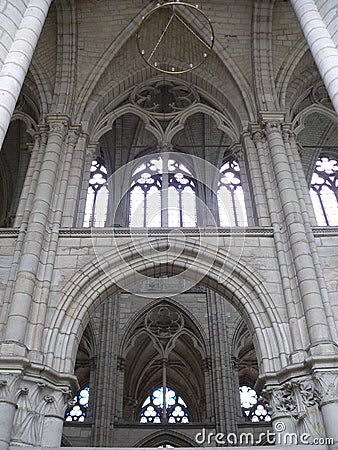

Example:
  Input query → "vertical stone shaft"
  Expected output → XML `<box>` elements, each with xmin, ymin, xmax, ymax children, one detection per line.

<box><xmin>92</xmin><ymin>295</ymin><xmax>119</xmax><ymax>446</ymax></box>
<box><xmin>63</xmin><ymin>133</ymin><xmax>87</xmax><ymax>227</ymax></box>
<box><xmin>263</xmin><ymin>118</ymin><xmax>332</xmax><ymax>350</ymax></box>
<box><xmin>242</xmin><ymin>132</ymin><xmax>270</xmax><ymax>226</ymax></box>
<box><xmin>27</xmin><ymin>129</ymin><xmax>79</xmax><ymax>353</ymax></box>
<box><xmin>251</xmin><ymin>128</ymin><xmax>305</xmax><ymax>356</ymax></box>
<box><xmin>0</xmin><ymin>0</ymin><xmax>52</xmax><ymax>149</ymax></box>
<box><xmin>285</xmin><ymin>130</ymin><xmax>338</xmax><ymax>343</ymax></box>
<box><xmin>4</xmin><ymin>117</ymin><xmax>68</xmax><ymax>346</ymax></box>
<box><xmin>290</xmin><ymin>0</ymin><xmax>338</xmax><ymax>114</ymax></box>
<box><xmin>207</xmin><ymin>290</ymin><xmax>237</xmax><ymax>434</ymax></box>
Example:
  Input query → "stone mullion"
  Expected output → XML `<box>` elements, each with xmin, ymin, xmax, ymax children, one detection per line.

<box><xmin>251</xmin><ymin>127</ymin><xmax>306</xmax><ymax>360</ymax></box>
<box><xmin>284</xmin><ymin>130</ymin><xmax>338</xmax><ymax>344</ymax></box>
<box><xmin>2</xmin><ymin>116</ymin><xmax>69</xmax><ymax>349</ymax></box>
<box><xmin>108</xmin><ymin>162</ymin><xmax>130</xmax><ymax>227</ymax></box>
<box><xmin>76</xmin><ymin>143</ymin><xmax>97</xmax><ymax>227</ymax></box>
<box><xmin>0</xmin><ymin>0</ymin><xmax>52</xmax><ymax>149</ymax></box>
<box><xmin>262</xmin><ymin>116</ymin><xmax>333</xmax><ymax>353</ymax></box>
<box><xmin>26</xmin><ymin>128</ymin><xmax>80</xmax><ymax>355</ymax></box>
<box><xmin>241</xmin><ymin>132</ymin><xmax>270</xmax><ymax>226</ymax></box>
<box><xmin>62</xmin><ymin>132</ymin><xmax>87</xmax><ymax>227</ymax></box>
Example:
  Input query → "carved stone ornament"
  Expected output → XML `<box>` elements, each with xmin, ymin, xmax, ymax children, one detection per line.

<box><xmin>294</xmin><ymin>379</ymin><xmax>321</xmax><ymax>408</ymax></box>
<box><xmin>251</xmin><ymin>130</ymin><xmax>266</xmax><ymax>145</ymax></box>
<box><xmin>262</xmin><ymin>382</ymin><xmax>297</xmax><ymax>416</ymax></box>
<box><xmin>313</xmin><ymin>371</ymin><xmax>338</xmax><ymax>405</ymax></box>
<box><xmin>66</xmin><ymin>128</ymin><xmax>80</xmax><ymax>146</ymax></box>
<box><xmin>0</xmin><ymin>375</ymin><xmax>21</xmax><ymax>402</ymax></box>
<box><xmin>130</xmin><ymin>80</ymin><xmax>199</xmax><ymax>119</ymax></box>
<box><xmin>145</xmin><ymin>304</ymin><xmax>184</xmax><ymax>339</ymax></box>
<box><xmin>11</xmin><ymin>380</ymin><xmax>73</xmax><ymax>446</ymax></box>
<box><xmin>47</xmin><ymin>119</ymin><xmax>68</xmax><ymax>137</ymax></box>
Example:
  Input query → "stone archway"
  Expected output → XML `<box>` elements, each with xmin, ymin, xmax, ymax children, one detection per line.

<box><xmin>43</xmin><ymin>236</ymin><xmax>290</xmax><ymax>377</ymax></box>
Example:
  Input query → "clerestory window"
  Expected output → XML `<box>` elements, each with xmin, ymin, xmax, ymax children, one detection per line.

<box><xmin>129</xmin><ymin>156</ymin><xmax>197</xmax><ymax>227</ymax></box>
<box><xmin>310</xmin><ymin>155</ymin><xmax>338</xmax><ymax>226</ymax></box>
<box><xmin>217</xmin><ymin>158</ymin><xmax>248</xmax><ymax>226</ymax></box>
<box><xmin>83</xmin><ymin>157</ymin><xmax>109</xmax><ymax>227</ymax></box>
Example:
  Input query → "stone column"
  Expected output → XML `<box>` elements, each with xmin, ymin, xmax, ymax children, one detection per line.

<box><xmin>0</xmin><ymin>0</ymin><xmax>52</xmax><ymax>150</ymax></box>
<box><xmin>261</xmin><ymin>113</ymin><xmax>334</xmax><ymax>355</ymax></box>
<box><xmin>290</xmin><ymin>0</ymin><xmax>338</xmax><ymax>114</ymax></box>
<box><xmin>91</xmin><ymin>294</ymin><xmax>120</xmax><ymax>446</ymax></box>
<box><xmin>13</xmin><ymin>127</ymin><xmax>49</xmax><ymax>229</ymax></box>
<box><xmin>262</xmin><ymin>382</ymin><xmax>298</xmax><ymax>445</ymax></box>
<box><xmin>250</xmin><ymin>126</ymin><xmax>306</xmax><ymax>360</ymax></box>
<box><xmin>314</xmin><ymin>371</ymin><xmax>338</xmax><ymax>446</ymax></box>
<box><xmin>241</xmin><ymin>131</ymin><xmax>270</xmax><ymax>226</ymax></box>
<box><xmin>26</xmin><ymin>127</ymin><xmax>80</xmax><ymax>356</ymax></box>
<box><xmin>62</xmin><ymin>132</ymin><xmax>88</xmax><ymax>227</ymax></box>
<box><xmin>284</xmin><ymin>128</ymin><xmax>338</xmax><ymax>344</ymax></box>
<box><xmin>206</xmin><ymin>290</ymin><xmax>237</xmax><ymax>434</ymax></box>
<box><xmin>3</xmin><ymin>116</ymin><xmax>69</xmax><ymax>350</ymax></box>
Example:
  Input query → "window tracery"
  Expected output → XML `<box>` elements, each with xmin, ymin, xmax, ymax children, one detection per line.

<box><xmin>310</xmin><ymin>155</ymin><xmax>338</xmax><ymax>226</ymax></box>
<box><xmin>239</xmin><ymin>385</ymin><xmax>270</xmax><ymax>423</ymax></box>
<box><xmin>129</xmin><ymin>156</ymin><xmax>197</xmax><ymax>227</ymax></box>
<box><xmin>65</xmin><ymin>386</ymin><xmax>89</xmax><ymax>422</ymax></box>
<box><xmin>217</xmin><ymin>158</ymin><xmax>248</xmax><ymax>226</ymax></box>
<box><xmin>140</xmin><ymin>386</ymin><xmax>189</xmax><ymax>424</ymax></box>
<box><xmin>83</xmin><ymin>157</ymin><xmax>108</xmax><ymax>227</ymax></box>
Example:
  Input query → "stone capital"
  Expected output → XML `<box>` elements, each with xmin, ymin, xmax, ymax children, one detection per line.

<box><xmin>262</xmin><ymin>382</ymin><xmax>297</xmax><ymax>417</ymax></box>
<box><xmin>258</xmin><ymin>112</ymin><xmax>286</xmax><ymax>135</ymax></box>
<box><xmin>313</xmin><ymin>371</ymin><xmax>338</xmax><ymax>406</ymax></box>
<box><xmin>46</xmin><ymin>114</ymin><xmax>71</xmax><ymax>137</ymax></box>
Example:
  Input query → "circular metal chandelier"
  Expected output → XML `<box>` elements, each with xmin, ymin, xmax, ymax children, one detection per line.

<box><xmin>136</xmin><ymin>2</ymin><xmax>214</xmax><ymax>74</ymax></box>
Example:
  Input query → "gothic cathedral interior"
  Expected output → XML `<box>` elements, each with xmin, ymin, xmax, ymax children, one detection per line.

<box><xmin>0</xmin><ymin>0</ymin><xmax>337</xmax><ymax>448</ymax></box>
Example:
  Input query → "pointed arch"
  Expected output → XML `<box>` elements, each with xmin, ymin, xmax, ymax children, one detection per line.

<box><xmin>43</xmin><ymin>237</ymin><xmax>291</xmax><ymax>378</ymax></box>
